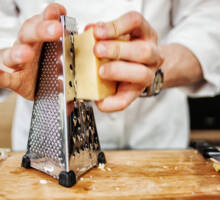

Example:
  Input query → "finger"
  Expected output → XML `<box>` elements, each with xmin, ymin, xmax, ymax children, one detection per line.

<box><xmin>0</xmin><ymin>71</ymin><xmax>11</xmax><ymax>89</ymax></box>
<box><xmin>2</xmin><ymin>45</ymin><xmax>34</xmax><ymax>68</ymax></box>
<box><xmin>95</xmin><ymin>40</ymin><xmax>162</xmax><ymax>65</ymax></box>
<box><xmin>0</xmin><ymin>63</ymin><xmax>36</xmax><ymax>99</ymax></box>
<box><xmin>18</xmin><ymin>20</ymin><xmax>63</xmax><ymax>43</ymax></box>
<box><xmin>96</xmin><ymin>82</ymin><xmax>141</xmax><ymax>112</ymax></box>
<box><xmin>99</xmin><ymin>61</ymin><xmax>154</xmax><ymax>86</ymax></box>
<box><xmin>43</xmin><ymin>3</ymin><xmax>66</xmax><ymax>20</ymax></box>
<box><xmin>84</xmin><ymin>23</ymin><xmax>96</xmax><ymax>31</ymax></box>
<box><xmin>94</xmin><ymin>11</ymin><xmax>152</xmax><ymax>40</ymax></box>
<box><xmin>0</xmin><ymin>70</ymin><xmax>22</xmax><ymax>94</ymax></box>
<box><xmin>85</xmin><ymin>24</ymin><xmax>130</xmax><ymax>41</ymax></box>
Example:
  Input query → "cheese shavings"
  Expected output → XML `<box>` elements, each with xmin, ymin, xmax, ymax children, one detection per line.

<box><xmin>210</xmin><ymin>158</ymin><xmax>220</xmax><ymax>172</ymax></box>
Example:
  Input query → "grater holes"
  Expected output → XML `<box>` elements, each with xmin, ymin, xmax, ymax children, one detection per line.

<box><xmin>69</xmin><ymin>81</ymin><xmax>73</xmax><ymax>87</ymax></box>
<box><xmin>30</xmin><ymin>41</ymin><xmax>63</xmax><ymax>162</ymax></box>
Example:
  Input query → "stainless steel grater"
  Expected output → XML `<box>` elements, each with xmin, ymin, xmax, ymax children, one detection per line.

<box><xmin>21</xmin><ymin>16</ymin><xmax>106</xmax><ymax>187</ymax></box>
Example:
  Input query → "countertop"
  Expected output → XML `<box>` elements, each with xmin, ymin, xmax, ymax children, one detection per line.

<box><xmin>1</xmin><ymin>150</ymin><xmax>220</xmax><ymax>200</ymax></box>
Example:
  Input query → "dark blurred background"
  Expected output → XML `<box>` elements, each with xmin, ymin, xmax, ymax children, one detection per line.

<box><xmin>189</xmin><ymin>95</ymin><xmax>220</xmax><ymax>145</ymax></box>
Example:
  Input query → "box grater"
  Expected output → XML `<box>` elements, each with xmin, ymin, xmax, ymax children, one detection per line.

<box><xmin>21</xmin><ymin>15</ymin><xmax>106</xmax><ymax>187</ymax></box>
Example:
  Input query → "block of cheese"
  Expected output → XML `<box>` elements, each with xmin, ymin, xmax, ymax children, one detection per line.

<box><xmin>74</xmin><ymin>28</ymin><xmax>116</xmax><ymax>101</ymax></box>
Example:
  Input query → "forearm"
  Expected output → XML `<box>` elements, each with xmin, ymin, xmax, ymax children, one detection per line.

<box><xmin>160</xmin><ymin>43</ymin><xmax>203</xmax><ymax>89</ymax></box>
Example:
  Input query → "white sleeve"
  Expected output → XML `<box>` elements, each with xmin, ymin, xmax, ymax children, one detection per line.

<box><xmin>0</xmin><ymin>0</ymin><xmax>19</xmax><ymax>100</ymax></box>
<box><xmin>165</xmin><ymin>0</ymin><xmax>220</xmax><ymax>97</ymax></box>
<box><xmin>0</xmin><ymin>0</ymin><xmax>20</xmax><ymax>49</ymax></box>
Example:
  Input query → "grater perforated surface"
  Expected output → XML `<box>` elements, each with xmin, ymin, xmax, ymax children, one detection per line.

<box><xmin>28</xmin><ymin>41</ymin><xmax>63</xmax><ymax>160</ymax></box>
<box><xmin>27</xmin><ymin>41</ymin><xmax>66</xmax><ymax>177</ymax></box>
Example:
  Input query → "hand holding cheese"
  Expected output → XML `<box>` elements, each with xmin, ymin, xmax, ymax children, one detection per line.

<box><xmin>74</xmin><ymin>29</ymin><xmax>116</xmax><ymax>101</ymax></box>
<box><xmin>87</xmin><ymin>12</ymin><xmax>163</xmax><ymax>112</ymax></box>
<box><xmin>0</xmin><ymin>3</ymin><xmax>65</xmax><ymax>100</ymax></box>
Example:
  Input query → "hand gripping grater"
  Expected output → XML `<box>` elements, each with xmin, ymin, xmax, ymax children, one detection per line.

<box><xmin>21</xmin><ymin>16</ymin><xmax>106</xmax><ymax>187</ymax></box>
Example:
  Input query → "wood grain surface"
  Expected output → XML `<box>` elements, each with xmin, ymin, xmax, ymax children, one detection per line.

<box><xmin>1</xmin><ymin>150</ymin><xmax>220</xmax><ymax>200</ymax></box>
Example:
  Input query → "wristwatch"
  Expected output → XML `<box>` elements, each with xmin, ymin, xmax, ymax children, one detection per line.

<box><xmin>140</xmin><ymin>68</ymin><xmax>164</xmax><ymax>97</ymax></box>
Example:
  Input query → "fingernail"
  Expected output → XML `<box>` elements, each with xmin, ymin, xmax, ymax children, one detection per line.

<box><xmin>99</xmin><ymin>66</ymin><xmax>105</xmax><ymax>77</ymax></box>
<box><xmin>96</xmin><ymin>43</ymin><xmax>106</xmax><ymax>55</ymax></box>
<box><xmin>47</xmin><ymin>23</ymin><xmax>56</xmax><ymax>36</ymax></box>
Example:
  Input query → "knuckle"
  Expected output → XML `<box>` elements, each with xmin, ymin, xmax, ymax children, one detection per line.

<box><xmin>111</xmin><ymin>21</ymin><xmax>119</xmax><ymax>37</ymax></box>
<box><xmin>156</xmin><ymin>55</ymin><xmax>164</xmax><ymax>68</ymax></box>
<box><xmin>113</xmin><ymin>43</ymin><xmax>121</xmax><ymax>59</ymax></box>
<box><xmin>159</xmin><ymin>56</ymin><xmax>164</xmax><ymax>66</ymax></box>
<box><xmin>129</xmin><ymin>11</ymin><xmax>143</xmax><ymax>27</ymax></box>
<box><xmin>139</xmin><ymin>43</ymin><xmax>152</xmax><ymax>62</ymax></box>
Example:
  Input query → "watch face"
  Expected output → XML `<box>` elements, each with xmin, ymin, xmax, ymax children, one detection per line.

<box><xmin>152</xmin><ymin>69</ymin><xmax>163</xmax><ymax>95</ymax></box>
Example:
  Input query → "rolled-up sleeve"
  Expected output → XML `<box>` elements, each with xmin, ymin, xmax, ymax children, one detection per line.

<box><xmin>165</xmin><ymin>0</ymin><xmax>220</xmax><ymax>97</ymax></box>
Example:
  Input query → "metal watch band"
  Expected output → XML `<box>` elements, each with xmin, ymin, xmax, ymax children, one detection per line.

<box><xmin>140</xmin><ymin>68</ymin><xmax>164</xmax><ymax>97</ymax></box>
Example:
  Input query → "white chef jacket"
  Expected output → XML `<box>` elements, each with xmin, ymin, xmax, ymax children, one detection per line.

<box><xmin>0</xmin><ymin>0</ymin><xmax>220</xmax><ymax>151</ymax></box>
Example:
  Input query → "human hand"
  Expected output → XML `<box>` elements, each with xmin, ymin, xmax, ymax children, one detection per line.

<box><xmin>86</xmin><ymin>12</ymin><xmax>163</xmax><ymax>112</ymax></box>
<box><xmin>0</xmin><ymin>3</ymin><xmax>66</xmax><ymax>100</ymax></box>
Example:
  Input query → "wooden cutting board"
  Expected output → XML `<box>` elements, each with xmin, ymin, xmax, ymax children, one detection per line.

<box><xmin>1</xmin><ymin>150</ymin><xmax>220</xmax><ymax>200</ymax></box>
